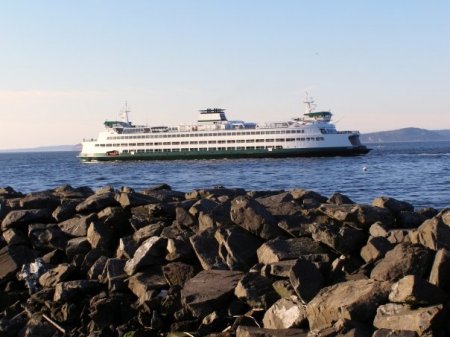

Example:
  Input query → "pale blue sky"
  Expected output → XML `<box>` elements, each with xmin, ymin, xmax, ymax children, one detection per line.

<box><xmin>1</xmin><ymin>1</ymin><xmax>449</xmax><ymax>149</ymax></box>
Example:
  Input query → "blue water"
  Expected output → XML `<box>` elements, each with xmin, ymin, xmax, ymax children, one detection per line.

<box><xmin>0</xmin><ymin>141</ymin><xmax>449</xmax><ymax>209</ymax></box>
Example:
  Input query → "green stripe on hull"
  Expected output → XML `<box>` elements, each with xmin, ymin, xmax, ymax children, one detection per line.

<box><xmin>80</xmin><ymin>147</ymin><xmax>370</xmax><ymax>162</ymax></box>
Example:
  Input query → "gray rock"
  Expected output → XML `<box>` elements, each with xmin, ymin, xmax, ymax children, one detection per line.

<box><xmin>257</xmin><ymin>237</ymin><xmax>328</xmax><ymax>264</ymax></box>
<box><xmin>373</xmin><ymin>303</ymin><xmax>444</xmax><ymax>336</ymax></box>
<box><xmin>124</xmin><ymin>236</ymin><xmax>167</xmax><ymax>275</ymax></box>
<box><xmin>87</xmin><ymin>221</ymin><xmax>114</xmax><ymax>250</ymax></box>
<box><xmin>19</xmin><ymin>192</ymin><xmax>61</xmax><ymax>209</ymax></box>
<box><xmin>360</xmin><ymin>236</ymin><xmax>393</xmax><ymax>264</ymax></box>
<box><xmin>58</xmin><ymin>213</ymin><xmax>97</xmax><ymax>237</ymax></box>
<box><xmin>215</xmin><ymin>225</ymin><xmax>262</xmax><ymax>271</ymax></box>
<box><xmin>53</xmin><ymin>280</ymin><xmax>100</xmax><ymax>302</ymax></box>
<box><xmin>236</xmin><ymin>326</ymin><xmax>308</xmax><ymax>337</ymax></box>
<box><xmin>235</xmin><ymin>272</ymin><xmax>279</xmax><ymax>309</ymax></box>
<box><xmin>166</xmin><ymin>237</ymin><xmax>194</xmax><ymax>262</ymax></box>
<box><xmin>230</xmin><ymin>196</ymin><xmax>283</xmax><ymax>240</ymax></box>
<box><xmin>1</xmin><ymin>208</ymin><xmax>53</xmax><ymax>230</ymax></box>
<box><xmin>190</xmin><ymin>228</ymin><xmax>226</xmax><ymax>270</ymax></box>
<box><xmin>306</xmin><ymin>278</ymin><xmax>391</xmax><ymax>330</ymax></box>
<box><xmin>100</xmin><ymin>258</ymin><xmax>127</xmax><ymax>292</ymax></box>
<box><xmin>263</xmin><ymin>259</ymin><xmax>298</xmax><ymax>278</ymax></box>
<box><xmin>87</xmin><ymin>255</ymin><xmax>109</xmax><ymax>280</ymax></box>
<box><xmin>309</xmin><ymin>223</ymin><xmax>367</xmax><ymax>255</ymax></box>
<box><xmin>389</xmin><ymin>275</ymin><xmax>448</xmax><ymax>305</ymax></box>
<box><xmin>52</xmin><ymin>184</ymin><xmax>94</xmax><ymax>199</ymax></box>
<box><xmin>0</xmin><ymin>245</ymin><xmax>36</xmax><ymax>282</ymax></box>
<box><xmin>181</xmin><ymin>269</ymin><xmax>243</xmax><ymax>318</ymax></box>
<box><xmin>163</xmin><ymin>262</ymin><xmax>196</xmax><ymax>287</ymax></box>
<box><xmin>189</xmin><ymin>198</ymin><xmax>219</xmax><ymax>217</ymax></box>
<box><xmin>38</xmin><ymin>263</ymin><xmax>75</xmax><ymax>288</ymax></box>
<box><xmin>289</xmin><ymin>258</ymin><xmax>324</xmax><ymax>304</ymax></box>
<box><xmin>116</xmin><ymin>191</ymin><xmax>159</xmax><ymax>208</ymax></box>
<box><xmin>372</xmin><ymin>197</ymin><xmax>414</xmax><ymax>214</ymax></box>
<box><xmin>370</xmin><ymin>243</ymin><xmax>434</xmax><ymax>282</ymax></box>
<box><xmin>65</xmin><ymin>237</ymin><xmax>91</xmax><ymax>259</ymax></box>
<box><xmin>263</xmin><ymin>298</ymin><xmax>307</xmax><ymax>329</ymax></box>
<box><xmin>52</xmin><ymin>199</ymin><xmax>79</xmax><ymax>222</ymax></box>
<box><xmin>75</xmin><ymin>192</ymin><xmax>119</xmax><ymax>213</ymax></box>
<box><xmin>429</xmin><ymin>248</ymin><xmax>450</xmax><ymax>291</ymax></box>
<box><xmin>28</xmin><ymin>223</ymin><xmax>68</xmax><ymax>250</ymax></box>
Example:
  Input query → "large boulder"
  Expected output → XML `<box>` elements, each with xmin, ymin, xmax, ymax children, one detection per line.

<box><xmin>57</xmin><ymin>213</ymin><xmax>97</xmax><ymax>237</ymax></box>
<box><xmin>230</xmin><ymin>196</ymin><xmax>283</xmax><ymax>240</ymax></box>
<box><xmin>289</xmin><ymin>258</ymin><xmax>324</xmax><ymax>303</ymax></box>
<box><xmin>1</xmin><ymin>208</ymin><xmax>53</xmax><ymax>230</ymax></box>
<box><xmin>0</xmin><ymin>245</ymin><xmax>36</xmax><ymax>282</ymax></box>
<box><xmin>409</xmin><ymin>215</ymin><xmax>450</xmax><ymax>251</ymax></box>
<box><xmin>370</xmin><ymin>243</ymin><xmax>434</xmax><ymax>282</ymax></box>
<box><xmin>373</xmin><ymin>303</ymin><xmax>444</xmax><ymax>336</ymax></box>
<box><xmin>372</xmin><ymin>197</ymin><xmax>414</xmax><ymax>214</ymax></box>
<box><xmin>234</xmin><ymin>272</ymin><xmax>279</xmax><ymax>309</ymax></box>
<box><xmin>262</xmin><ymin>298</ymin><xmax>307</xmax><ymax>329</ymax></box>
<box><xmin>306</xmin><ymin>278</ymin><xmax>391</xmax><ymax>330</ymax></box>
<box><xmin>189</xmin><ymin>228</ymin><xmax>226</xmax><ymax>270</ymax></box>
<box><xmin>19</xmin><ymin>192</ymin><xmax>61</xmax><ymax>209</ymax></box>
<box><xmin>360</xmin><ymin>236</ymin><xmax>394</xmax><ymax>264</ymax></box>
<box><xmin>257</xmin><ymin>237</ymin><xmax>328</xmax><ymax>265</ymax></box>
<box><xmin>429</xmin><ymin>248</ymin><xmax>450</xmax><ymax>291</ymax></box>
<box><xmin>389</xmin><ymin>275</ymin><xmax>448</xmax><ymax>305</ymax></box>
<box><xmin>75</xmin><ymin>192</ymin><xmax>119</xmax><ymax>213</ymax></box>
<box><xmin>124</xmin><ymin>236</ymin><xmax>167</xmax><ymax>275</ymax></box>
<box><xmin>181</xmin><ymin>269</ymin><xmax>243</xmax><ymax>318</ymax></box>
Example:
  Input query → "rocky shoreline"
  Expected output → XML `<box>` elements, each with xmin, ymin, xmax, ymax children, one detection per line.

<box><xmin>1</xmin><ymin>184</ymin><xmax>449</xmax><ymax>337</ymax></box>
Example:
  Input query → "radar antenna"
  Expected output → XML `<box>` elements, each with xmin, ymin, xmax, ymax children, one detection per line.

<box><xmin>304</xmin><ymin>92</ymin><xmax>316</xmax><ymax>114</ymax></box>
<box><xmin>120</xmin><ymin>101</ymin><xmax>131</xmax><ymax>124</ymax></box>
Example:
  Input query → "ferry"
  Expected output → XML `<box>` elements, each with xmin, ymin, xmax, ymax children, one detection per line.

<box><xmin>79</xmin><ymin>95</ymin><xmax>370</xmax><ymax>161</ymax></box>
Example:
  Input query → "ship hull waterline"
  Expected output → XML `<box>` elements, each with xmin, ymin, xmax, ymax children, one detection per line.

<box><xmin>79</xmin><ymin>146</ymin><xmax>371</xmax><ymax>162</ymax></box>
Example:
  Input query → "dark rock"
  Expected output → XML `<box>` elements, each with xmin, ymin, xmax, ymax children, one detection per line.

<box><xmin>117</xmin><ymin>222</ymin><xmax>164</xmax><ymax>259</ymax></box>
<box><xmin>58</xmin><ymin>213</ymin><xmax>97</xmax><ymax>237</ymax></box>
<box><xmin>190</xmin><ymin>228</ymin><xmax>227</xmax><ymax>270</ymax></box>
<box><xmin>65</xmin><ymin>236</ymin><xmax>91</xmax><ymax>259</ymax></box>
<box><xmin>372</xmin><ymin>329</ymin><xmax>418</xmax><ymax>337</ymax></box>
<box><xmin>272</xmin><ymin>279</ymin><xmax>297</xmax><ymax>299</ymax></box>
<box><xmin>310</xmin><ymin>222</ymin><xmax>368</xmax><ymax>255</ymax></box>
<box><xmin>52</xmin><ymin>199</ymin><xmax>79</xmax><ymax>222</ymax></box>
<box><xmin>2</xmin><ymin>228</ymin><xmax>29</xmax><ymax>246</ymax></box>
<box><xmin>128</xmin><ymin>270</ymin><xmax>168</xmax><ymax>306</ymax></box>
<box><xmin>262</xmin><ymin>298</ymin><xmax>307</xmax><ymax>329</ymax></box>
<box><xmin>291</xmin><ymin>189</ymin><xmax>328</xmax><ymax>204</ymax></box>
<box><xmin>87</xmin><ymin>221</ymin><xmax>114</xmax><ymax>250</ymax></box>
<box><xmin>257</xmin><ymin>237</ymin><xmax>328</xmax><ymax>264</ymax></box>
<box><xmin>370</xmin><ymin>243</ymin><xmax>434</xmax><ymax>282</ymax></box>
<box><xmin>166</xmin><ymin>237</ymin><xmax>194</xmax><ymax>262</ymax></box>
<box><xmin>198</xmin><ymin>311</ymin><xmax>229</xmax><ymax>335</ymax></box>
<box><xmin>175</xmin><ymin>206</ymin><xmax>198</xmax><ymax>227</ymax></box>
<box><xmin>236</xmin><ymin>326</ymin><xmax>308</xmax><ymax>337</ymax></box>
<box><xmin>53</xmin><ymin>280</ymin><xmax>100</xmax><ymax>302</ymax></box>
<box><xmin>0</xmin><ymin>186</ymin><xmax>23</xmax><ymax>199</ymax></box>
<box><xmin>215</xmin><ymin>226</ymin><xmax>263</xmax><ymax>271</ymax></box>
<box><xmin>88</xmin><ymin>255</ymin><xmax>109</xmax><ymax>280</ymax></box>
<box><xmin>373</xmin><ymin>303</ymin><xmax>444</xmax><ymax>336</ymax></box>
<box><xmin>189</xmin><ymin>199</ymin><xmax>219</xmax><ymax>217</ymax></box>
<box><xmin>328</xmin><ymin>192</ymin><xmax>355</xmax><ymax>205</ymax></box>
<box><xmin>198</xmin><ymin>202</ymin><xmax>233</xmax><ymax>232</ymax></box>
<box><xmin>53</xmin><ymin>184</ymin><xmax>94</xmax><ymax>199</ymax></box>
<box><xmin>75</xmin><ymin>192</ymin><xmax>119</xmax><ymax>213</ymax></box>
<box><xmin>163</xmin><ymin>262</ymin><xmax>196</xmax><ymax>287</ymax></box>
<box><xmin>19</xmin><ymin>192</ymin><xmax>61</xmax><ymax>209</ymax></box>
<box><xmin>429</xmin><ymin>248</ymin><xmax>450</xmax><ymax>291</ymax></box>
<box><xmin>38</xmin><ymin>263</ymin><xmax>75</xmax><ymax>288</ymax></box>
<box><xmin>360</xmin><ymin>236</ymin><xmax>394</xmax><ymax>264</ymax></box>
<box><xmin>116</xmin><ymin>191</ymin><xmax>159</xmax><ymax>208</ymax></box>
<box><xmin>0</xmin><ymin>245</ymin><xmax>36</xmax><ymax>282</ymax></box>
<box><xmin>100</xmin><ymin>258</ymin><xmax>127</xmax><ymax>292</ymax></box>
<box><xmin>28</xmin><ymin>223</ymin><xmax>68</xmax><ymax>250</ymax></box>
<box><xmin>396</xmin><ymin>211</ymin><xmax>428</xmax><ymax>229</ymax></box>
<box><xmin>386</xmin><ymin>229</ymin><xmax>410</xmax><ymax>245</ymax></box>
<box><xmin>306</xmin><ymin>278</ymin><xmax>391</xmax><ymax>330</ymax></box>
<box><xmin>235</xmin><ymin>272</ymin><xmax>279</xmax><ymax>309</ymax></box>
<box><xmin>372</xmin><ymin>197</ymin><xmax>414</xmax><ymax>214</ymax></box>
<box><xmin>1</xmin><ymin>208</ymin><xmax>53</xmax><ymax>230</ymax></box>
<box><xmin>181</xmin><ymin>269</ymin><xmax>243</xmax><ymax>318</ymax></box>
<box><xmin>389</xmin><ymin>275</ymin><xmax>449</xmax><ymax>305</ymax></box>
<box><xmin>289</xmin><ymin>258</ymin><xmax>324</xmax><ymax>303</ymax></box>
<box><xmin>263</xmin><ymin>259</ymin><xmax>298</xmax><ymax>278</ymax></box>
<box><xmin>256</xmin><ymin>192</ymin><xmax>303</xmax><ymax>217</ymax></box>
<box><xmin>124</xmin><ymin>236</ymin><xmax>167</xmax><ymax>275</ymax></box>
<box><xmin>230</xmin><ymin>196</ymin><xmax>283</xmax><ymax>240</ymax></box>
<box><xmin>186</xmin><ymin>187</ymin><xmax>246</xmax><ymax>201</ymax></box>
<box><xmin>141</xmin><ymin>187</ymin><xmax>186</xmax><ymax>202</ymax></box>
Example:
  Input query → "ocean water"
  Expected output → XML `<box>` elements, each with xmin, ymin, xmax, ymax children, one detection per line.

<box><xmin>0</xmin><ymin>141</ymin><xmax>449</xmax><ymax>210</ymax></box>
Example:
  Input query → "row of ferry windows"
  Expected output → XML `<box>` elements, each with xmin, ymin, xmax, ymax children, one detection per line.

<box><xmin>107</xmin><ymin>129</ymin><xmax>307</xmax><ymax>140</ymax></box>
<box><xmin>96</xmin><ymin>137</ymin><xmax>325</xmax><ymax>147</ymax></box>
<box><xmin>122</xmin><ymin>146</ymin><xmax>284</xmax><ymax>153</ymax></box>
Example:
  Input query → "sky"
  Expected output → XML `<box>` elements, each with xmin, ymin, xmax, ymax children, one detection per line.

<box><xmin>1</xmin><ymin>0</ymin><xmax>449</xmax><ymax>149</ymax></box>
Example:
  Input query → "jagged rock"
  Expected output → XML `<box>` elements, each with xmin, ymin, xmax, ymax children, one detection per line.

<box><xmin>272</xmin><ymin>279</ymin><xmax>297</xmax><ymax>299</ymax></box>
<box><xmin>117</xmin><ymin>222</ymin><xmax>165</xmax><ymax>259</ymax></box>
<box><xmin>181</xmin><ymin>269</ymin><xmax>243</xmax><ymax>318</ymax></box>
<box><xmin>189</xmin><ymin>199</ymin><xmax>219</xmax><ymax>217</ymax></box>
<box><xmin>289</xmin><ymin>258</ymin><xmax>324</xmax><ymax>303</ymax></box>
<box><xmin>389</xmin><ymin>275</ymin><xmax>448</xmax><ymax>305</ymax></box>
<box><xmin>65</xmin><ymin>236</ymin><xmax>91</xmax><ymax>258</ymax></box>
<box><xmin>429</xmin><ymin>248</ymin><xmax>450</xmax><ymax>291</ymax></box>
<box><xmin>166</xmin><ymin>237</ymin><xmax>194</xmax><ymax>262</ymax></box>
<box><xmin>372</xmin><ymin>329</ymin><xmax>418</xmax><ymax>337</ymax></box>
<box><xmin>97</xmin><ymin>206</ymin><xmax>129</xmax><ymax>228</ymax></box>
<box><xmin>124</xmin><ymin>236</ymin><xmax>167</xmax><ymax>275</ymax></box>
<box><xmin>291</xmin><ymin>189</ymin><xmax>327</xmax><ymax>204</ymax></box>
<box><xmin>87</xmin><ymin>221</ymin><xmax>114</xmax><ymax>250</ymax></box>
<box><xmin>28</xmin><ymin>223</ymin><xmax>68</xmax><ymax>250</ymax></box>
<box><xmin>306</xmin><ymin>278</ymin><xmax>391</xmax><ymax>330</ymax></box>
<box><xmin>235</xmin><ymin>272</ymin><xmax>279</xmax><ymax>309</ymax></box>
<box><xmin>370</xmin><ymin>222</ymin><xmax>390</xmax><ymax>237</ymax></box>
<box><xmin>75</xmin><ymin>192</ymin><xmax>119</xmax><ymax>213</ymax></box>
<box><xmin>0</xmin><ymin>186</ymin><xmax>23</xmax><ymax>199</ymax></box>
<box><xmin>257</xmin><ymin>237</ymin><xmax>328</xmax><ymax>264</ymax></box>
<box><xmin>360</xmin><ymin>236</ymin><xmax>394</xmax><ymax>264</ymax></box>
<box><xmin>0</xmin><ymin>245</ymin><xmax>36</xmax><ymax>282</ymax></box>
<box><xmin>370</xmin><ymin>243</ymin><xmax>434</xmax><ymax>282</ymax></box>
<box><xmin>53</xmin><ymin>280</ymin><xmax>100</xmax><ymax>302</ymax></box>
<box><xmin>198</xmin><ymin>202</ymin><xmax>234</xmax><ymax>232</ymax></box>
<box><xmin>409</xmin><ymin>215</ymin><xmax>450</xmax><ymax>250</ymax></box>
<box><xmin>186</xmin><ymin>188</ymin><xmax>246</xmax><ymax>201</ymax></box>
<box><xmin>198</xmin><ymin>310</ymin><xmax>229</xmax><ymax>335</ymax></box>
<box><xmin>141</xmin><ymin>187</ymin><xmax>186</xmax><ymax>202</ymax></box>
<box><xmin>38</xmin><ymin>263</ymin><xmax>75</xmax><ymax>288</ymax></box>
<box><xmin>215</xmin><ymin>225</ymin><xmax>262</xmax><ymax>271</ymax></box>
<box><xmin>2</xmin><ymin>228</ymin><xmax>29</xmax><ymax>246</ymax></box>
<box><xmin>263</xmin><ymin>260</ymin><xmax>298</xmax><ymax>278</ymax></box>
<box><xmin>263</xmin><ymin>298</ymin><xmax>307</xmax><ymax>329</ymax></box>
<box><xmin>53</xmin><ymin>184</ymin><xmax>94</xmax><ymax>199</ymax></box>
<box><xmin>372</xmin><ymin>197</ymin><xmax>414</xmax><ymax>214</ymax></box>
<box><xmin>318</xmin><ymin>204</ymin><xmax>395</xmax><ymax>229</ymax></box>
<box><xmin>309</xmin><ymin>223</ymin><xmax>367</xmax><ymax>255</ymax></box>
<box><xmin>373</xmin><ymin>303</ymin><xmax>444</xmax><ymax>336</ymax></box>
<box><xmin>58</xmin><ymin>213</ymin><xmax>97</xmax><ymax>237</ymax></box>
<box><xmin>386</xmin><ymin>229</ymin><xmax>410</xmax><ymax>245</ymax></box>
<box><xmin>88</xmin><ymin>255</ymin><xmax>109</xmax><ymax>280</ymax></box>
<box><xmin>100</xmin><ymin>258</ymin><xmax>127</xmax><ymax>292</ymax></box>
<box><xmin>176</xmin><ymin>207</ymin><xmax>197</xmax><ymax>227</ymax></box>
<box><xmin>396</xmin><ymin>211</ymin><xmax>428</xmax><ymax>229</ymax></box>
<box><xmin>116</xmin><ymin>191</ymin><xmax>159</xmax><ymax>208</ymax></box>
<box><xmin>236</xmin><ymin>325</ymin><xmax>308</xmax><ymax>337</ymax></box>
<box><xmin>163</xmin><ymin>262</ymin><xmax>196</xmax><ymax>287</ymax></box>
<box><xmin>19</xmin><ymin>192</ymin><xmax>61</xmax><ymax>209</ymax></box>
<box><xmin>327</xmin><ymin>192</ymin><xmax>355</xmax><ymax>205</ymax></box>
<box><xmin>190</xmin><ymin>228</ymin><xmax>226</xmax><ymax>270</ymax></box>
<box><xmin>230</xmin><ymin>196</ymin><xmax>283</xmax><ymax>240</ymax></box>
<box><xmin>256</xmin><ymin>192</ymin><xmax>304</xmax><ymax>218</ymax></box>
<box><xmin>52</xmin><ymin>199</ymin><xmax>79</xmax><ymax>222</ymax></box>
<box><xmin>1</xmin><ymin>208</ymin><xmax>53</xmax><ymax>230</ymax></box>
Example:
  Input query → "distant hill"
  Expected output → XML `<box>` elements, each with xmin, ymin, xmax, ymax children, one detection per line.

<box><xmin>0</xmin><ymin>144</ymin><xmax>81</xmax><ymax>153</ymax></box>
<box><xmin>361</xmin><ymin>127</ymin><xmax>450</xmax><ymax>143</ymax></box>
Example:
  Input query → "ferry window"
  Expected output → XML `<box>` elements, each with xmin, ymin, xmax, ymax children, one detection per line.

<box><xmin>137</xmin><ymin>143</ymin><xmax>144</xmax><ymax>146</ymax></box>
<box><xmin>199</xmin><ymin>141</ymin><xmax>207</xmax><ymax>144</ymax></box>
<box><xmin>172</xmin><ymin>149</ymin><xmax>180</xmax><ymax>152</ymax></box>
<box><xmin>190</xmin><ymin>148</ymin><xmax>198</xmax><ymax>151</ymax></box>
<box><xmin>218</xmin><ymin>140</ymin><xmax>226</xmax><ymax>144</ymax></box>
<box><xmin>275</xmin><ymin>138</ymin><xmax>285</xmax><ymax>142</ymax></box>
<box><xmin>301</xmin><ymin>138</ymin><xmax>305</xmax><ymax>141</ymax></box>
<box><xmin>227</xmin><ymin>140</ymin><xmax>235</xmax><ymax>143</ymax></box>
<box><xmin>181</xmin><ymin>148</ymin><xmax>189</xmax><ymax>152</ymax></box>
<box><xmin>137</xmin><ymin>149</ymin><xmax>144</xmax><ymax>153</ymax></box>
<box><xmin>218</xmin><ymin>147</ymin><xmax>226</xmax><ymax>150</ymax></box>
<box><xmin>237</xmin><ymin>146</ymin><xmax>245</xmax><ymax>150</ymax></box>
<box><xmin>123</xmin><ymin>150</ymin><xmax>128</xmax><ymax>153</ymax></box>
<box><xmin>275</xmin><ymin>146</ymin><xmax>283</xmax><ymax>149</ymax></box>
<box><xmin>190</xmin><ymin>141</ymin><xmax>198</xmax><ymax>144</ymax></box>
<box><xmin>163</xmin><ymin>149</ymin><xmax>171</xmax><ymax>152</ymax></box>
<box><xmin>208</xmin><ymin>140</ymin><xmax>217</xmax><ymax>144</ymax></box>
<box><xmin>163</xmin><ymin>142</ymin><xmax>170</xmax><ymax>145</ymax></box>
<box><xmin>256</xmin><ymin>146</ymin><xmax>264</xmax><ymax>149</ymax></box>
<box><xmin>255</xmin><ymin>131</ymin><xmax>261</xmax><ymax>135</ymax></box>
<box><xmin>246</xmin><ymin>146</ymin><xmax>255</xmax><ymax>150</ymax></box>
<box><xmin>246</xmin><ymin>139</ymin><xmax>254</xmax><ymax>143</ymax></box>
<box><xmin>227</xmin><ymin>147</ymin><xmax>236</xmax><ymax>150</ymax></box>
<box><xmin>199</xmin><ymin>147</ymin><xmax>207</xmax><ymax>151</ymax></box>
<box><xmin>146</xmin><ymin>149</ymin><xmax>153</xmax><ymax>152</ymax></box>
<box><xmin>154</xmin><ymin>142</ymin><xmax>162</xmax><ymax>145</ymax></box>
<box><xmin>266</xmin><ymin>139</ymin><xmax>274</xmax><ymax>142</ymax></box>
<box><xmin>209</xmin><ymin>147</ymin><xmax>217</xmax><ymax>151</ymax></box>
<box><xmin>208</xmin><ymin>133</ymin><xmax>213</xmax><ymax>136</ymax></box>
<box><xmin>306</xmin><ymin>138</ymin><xmax>311</xmax><ymax>141</ymax></box>
<box><xmin>275</xmin><ymin>131</ymin><xmax>281</xmax><ymax>134</ymax></box>
<box><xmin>154</xmin><ymin>149</ymin><xmax>162</xmax><ymax>152</ymax></box>
<box><xmin>286</xmin><ymin>138</ymin><xmax>295</xmax><ymax>142</ymax></box>
<box><xmin>121</xmin><ymin>143</ymin><xmax>127</xmax><ymax>146</ymax></box>
<box><xmin>256</xmin><ymin>139</ymin><xmax>264</xmax><ymax>143</ymax></box>
<box><xmin>250</xmin><ymin>132</ymin><xmax>256</xmax><ymax>135</ymax></box>
<box><xmin>270</xmin><ymin>131</ymin><xmax>275</xmax><ymax>134</ymax></box>
<box><xmin>231</xmin><ymin>132</ymin><xmax>237</xmax><ymax>136</ymax></box>
<box><xmin>146</xmin><ymin>143</ymin><xmax>153</xmax><ymax>146</ymax></box>
<box><xmin>245</xmin><ymin>132</ymin><xmax>251</xmax><ymax>135</ymax></box>
<box><xmin>181</xmin><ymin>141</ymin><xmax>189</xmax><ymax>145</ymax></box>
<box><xmin>236</xmin><ymin>140</ymin><xmax>245</xmax><ymax>143</ymax></box>
<box><xmin>172</xmin><ymin>142</ymin><xmax>180</xmax><ymax>145</ymax></box>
